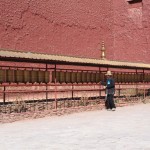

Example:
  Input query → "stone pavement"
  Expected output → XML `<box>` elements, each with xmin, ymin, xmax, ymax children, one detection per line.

<box><xmin>0</xmin><ymin>103</ymin><xmax>150</xmax><ymax>150</ymax></box>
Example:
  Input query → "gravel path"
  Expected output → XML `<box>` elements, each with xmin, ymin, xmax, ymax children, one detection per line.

<box><xmin>0</xmin><ymin>103</ymin><xmax>150</xmax><ymax>150</ymax></box>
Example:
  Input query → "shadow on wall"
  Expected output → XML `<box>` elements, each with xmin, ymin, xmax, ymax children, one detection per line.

<box><xmin>127</xmin><ymin>0</ymin><xmax>142</xmax><ymax>4</ymax></box>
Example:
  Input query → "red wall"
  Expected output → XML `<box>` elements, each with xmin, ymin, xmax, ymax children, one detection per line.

<box><xmin>0</xmin><ymin>0</ymin><xmax>150</xmax><ymax>63</ymax></box>
<box><xmin>112</xmin><ymin>0</ymin><xmax>150</xmax><ymax>63</ymax></box>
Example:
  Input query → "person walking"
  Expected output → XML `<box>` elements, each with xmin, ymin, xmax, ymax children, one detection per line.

<box><xmin>101</xmin><ymin>70</ymin><xmax>116</xmax><ymax>111</ymax></box>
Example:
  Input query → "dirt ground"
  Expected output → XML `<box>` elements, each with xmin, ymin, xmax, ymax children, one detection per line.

<box><xmin>0</xmin><ymin>103</ymin><xmax>150</xmax><ymax>150</ymax></box>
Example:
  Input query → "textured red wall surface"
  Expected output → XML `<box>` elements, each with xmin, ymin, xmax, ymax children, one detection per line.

<box><xmin>112</xmin><ymin>0</ymin><xmax>150</xmax><ymax>63</ymax></box>
<box><xmin>0</xmin><ymin>0</ymin><xmax>150</xmax><ymax>63</ymax></box>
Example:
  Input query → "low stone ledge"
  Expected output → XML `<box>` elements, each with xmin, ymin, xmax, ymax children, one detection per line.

<box><xmin>0</xmin><ymin>101</ymin><xmax>145</xmax><ymax>124</ymax></box>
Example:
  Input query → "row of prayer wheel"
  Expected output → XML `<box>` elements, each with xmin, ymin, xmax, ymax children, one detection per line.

<box><xmin>0</xmin><ymin>69</ymin><xmax>50</xmax><ymax>83</ymax></box>
<box><xmin>52</xmin><ymin>71</ymin><xmax>105</xmax><ymax>83</ymax></box>
<box><xmin>52</xmin><ymin>71</ymin><xmax>150</xmax><ymax>83</ymax></box>
<box><xmin>113</xmin><ymin>73</ymin><xmax>146</xmax><ymax>83</ymax></box>
<box><xmin>1</xmin><ymin>69</ymin><xmax>150</xmax><ymax>84</ymax></box>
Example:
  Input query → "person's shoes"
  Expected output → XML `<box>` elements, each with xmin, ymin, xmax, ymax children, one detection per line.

<box><xmin>112</xmin><ymin>108</ymin><xmax>116</xmax><ymax>111</ymax></box>
<box><xmin>107</xmin><ymin>109</ymin><xmax>111</xmax><ymax>111</ymax></box>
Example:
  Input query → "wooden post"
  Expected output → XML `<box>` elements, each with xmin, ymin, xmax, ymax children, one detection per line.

<box><xmin>143</xmin><ymin>69</ymin><xmax>145</xmax><ymax>99</ymax></box>
<box><xmin>3</xmin><ymin>86</ymin><xmax>6</xmax><ymax>104</ymax></box>
<box><xmin>99</xmin><ymin>67</ymin><xmax>101</xmax><ymax>99</ymax></box>
<box><xmin>72</xmin><ymin>83</ymin><xmax>74</xmax><ymax>99</ymax></box>
<box><xmin>46</xmin><ymin>63</ymin><xmax>48</xmax><ymax>109</ymax></box>
<box><xmin>136</xmin><ymin>69</ymin><xmax>138</xmax><ymax>96</ymax></box>
<box><xmin>54</xmin><ymin>64</ymin><xmax>57</xmax><ymax>109</ymax></box>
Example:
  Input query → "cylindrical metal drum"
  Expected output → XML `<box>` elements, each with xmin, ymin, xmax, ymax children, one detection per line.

<box><xmin>31</xmin><ymin>70</ymin><xmax>38</xmax><ymax>83</ymax></box>
<box><xmin>6</xmin><ymin>70</ymin><xmax>14</xmax><ymax>82</ymax></box>
<box><xmin>0</xmin><ymin>69</ymin><xmax>6</xmax><ymax>83</ymax></box>
<box><xmin>77</xmin><ymin>72</ymin><xmax>82</xmax><ymax>83</ymax></box>
<box><xmin>59</xmin><ymin>71</ymin><xmax>65</xmax><ymax>83</ymax></box>
<box><xmin>45</xmin><ymin>71</ymin><xmax>50</xmax><ymax>83</ymax></box>
<box><xmin>71</xmin><ymin>72</ymin><xmax>77</xmax><ymax>83</ymax></box>
<box><xmin>87</xmin><ymin>72</ymin><xmax>91</xmax><ymax>83</ymax></box>
<box><xmin>15</xmin><ymin>70</ymin><xmax>24</xmax><ymax>83</ymax></box>
<box><xmin>96</xmin><ymin>72</ymin><xmax>100</xmax><ymax>83</ymax></box>
<box><xmin>24</xmin><ymin>70</ymin><xmax>31</xmax><ymax>83</ymax></box>
<box><xmin>91</xmin><ymin>73</ymin><xmax>96</xmax><ymax>83</ymax></box>
<box><xmin>113</xmin><ymin>73</ymin><xmax>118</xmax><ymax>83</ymax></box>
<box><xmin>38</xmin><ymin>71</ymin><xmax>45</xmax><ymax>83</ymax></box>
<box><xmin>131</xmin><ymin>73</ymin><xmax>135</xmax><ymax>83</ymax></box>
<box><xmin>66</xmin><ymin>72</ymin><xmax>71</xmax><ymax>83</ymax></box>
<box><xmin>52</xmin><ymin>71</ymin><xmax>60</xmax><ymax>83</ymax></box>
<box><xmin>127</xmin><ymin>73</ymin><xmax>131</xmax><ymax>83</ymax></box>
<box><xmin>117</xmin><ymin>73</ymin><xmax>122</xmax><ymax>83</ymax></box>
<box><xmin>82</xmin><ymin>72</ymin><xmax>87</xmax><ymax>83</ymax></box>
<box><xmin>100</xmin><ymin>73</ymin><xmax>105</xmax><ymax>82</ymax></box>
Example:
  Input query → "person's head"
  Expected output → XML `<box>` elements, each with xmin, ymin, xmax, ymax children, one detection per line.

<box><xmin>105</xmin><ymin>71</ymin><xmax>113</xmax><ymax>79</ymax></box>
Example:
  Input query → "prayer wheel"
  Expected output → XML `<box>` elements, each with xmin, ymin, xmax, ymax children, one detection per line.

<box><xmin>145</xmin><ymin>74</ymin><xmax>149</xmax><ymax>82</ymax></box>
<box><xmin>121</xmin><ymin>73</ymin><xmax>125</xmax><ymax>83</ymax></box>
<box><xmin>91</xmin><ymin>73</ymin><xmax>96</xmax><ymax>83</ymax></box>
<box><xmin>117</xmin><ymin>73</ymin><xmax>122</xmax><ymax>83</ymax></box>
<box><xmin>52</xmin><ymin>71</ymin><xmax>60</xmax><ymax>83</ymax></box>
<box><xmin>100</xmin><ymin>73</ymin><xmax>105</xmax><ymax>82</ymax></box>
<box><xmin>96</xmin><ymin>72</ymin><xmax>100</xmax><ymax>83</ymax></box>
<box><xmin>77</xmin><ymin>72</ymin><xmax>82</xmax><ymax>83</ymax></box>
<box><xmin>71</xmin><ymin>72</ymin><xmax>77</xmax><ymax>83</ymax></box>
<box><xmin>131</xmin><ymin>73</ymin><xmax>135</xmax><ymax>83</ymax></box>
<box><xmin>24</xmin><ymin>70</ymin><xmax>31</xmax><ymax>83</ymax></box>
<box><xmin>87</xmin><ymin>72</ymin><xmax>91</xmax><ymax>83</ymax></box>
<box><xmin>45</xmin><ymin>71</ymin><xmax>50</xmax><ymax>83</ymax></box>
<box><xmin>113</xmin><ymin>73</ymin><xmax>118</xmax><ymax>83</ymax></box>
<box><xmin>124</xmin><ymin>73</ymin><xmax>128</xmax><ymax>83</ymax></box>
<box><xmin>6</xmin><ymin>69</ymin><xmax>14</xmax><ymax>82</ymax></box>
<box><xmin>31</xmin><ymin>70</ymin><xmax>38</xmax><ymax>83</ymax></box>
<box><xmin>0</xmin><ymin>69</ymin><xmax>6</xmax><ymax>83</ymax></box>
<box><xmin>15</xmin><ymin>70</ymin><xmax>24</xmax><ymax>83</ymax></box>
<box><xmin>59</xmin><ymin>71</ymin><xmax>65</xmax><ymax>83</ymax></box>
<box><xmin>82</xmin><ymin>72</ymin><xmax>87</xmax><ymax>83</ymax></box>
<box><xmin>38</xmin><ymin>71</ymin><xmax>45</xmax><ymax>83</ymax></box>
<box><xmin>66</xmin><ymin>72</ymin><xmax>71</xmax><ymax>83</ymax></box>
